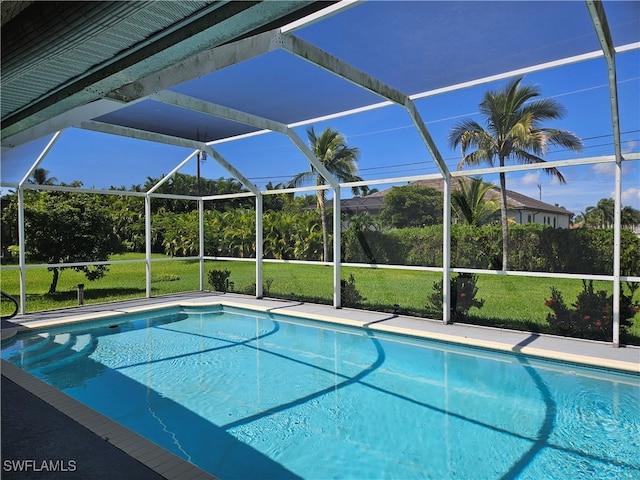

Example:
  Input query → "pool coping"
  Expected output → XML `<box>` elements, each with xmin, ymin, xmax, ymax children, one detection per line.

<box><xmin>2</xmin><ymin>292</ymin><xmax>638</xmax><ymax>479</ymax></box>
<box><xmin>1</xmin><ymin>359</ymin><xmax>217</xmax><ymax>480</ymax></box>
<box><xmin>3</xmin><ymin>292</ymin><xmax>639</xmax><ymax>374</ymax></box>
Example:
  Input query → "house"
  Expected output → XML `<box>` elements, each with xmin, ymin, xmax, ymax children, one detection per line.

<box><xmin>340</xmin><ymin>178</ymin><xmax>574</xmax><ymax>228</ymax></box>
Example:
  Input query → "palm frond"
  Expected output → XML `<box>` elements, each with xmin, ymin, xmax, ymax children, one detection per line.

<box><xmin>539</xmin><ymin>128</ymin><xmax>583</xmax><ymax>152</ymax></box>
<box><xmin>512</xmin><ymin>150</ymin><xmax>567</xmax><ymax>183</ymax></box>
<box><xmin>285</xmin><ymin>171</ymin><xmax>315</xmax><ymax>189</ymax></box>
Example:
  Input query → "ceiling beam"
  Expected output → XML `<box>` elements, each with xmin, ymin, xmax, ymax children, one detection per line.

<box><xmin>278</xmin><ymin>32</ymin><xmax>450</xmax><ymax>179</ymax></box>
<box><xmin>151</xmin><ymin>90</ymin><xmax>340</xmax><ymax>189</ymax></box>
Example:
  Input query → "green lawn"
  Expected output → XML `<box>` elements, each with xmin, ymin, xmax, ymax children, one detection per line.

<box><xmin>2</xmin><ymin>253</ymin><xmax>639</xmax><ymax>343</ymax></box>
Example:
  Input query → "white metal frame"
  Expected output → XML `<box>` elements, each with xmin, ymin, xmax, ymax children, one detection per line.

<box><xmin>2</xmin><ymin>1</ymin><xmax>638</xmax><ymax>346</ymax></box>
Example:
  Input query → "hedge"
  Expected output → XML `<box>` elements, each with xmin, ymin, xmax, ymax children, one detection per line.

<box><xmin>342</xmin><ymin>223</ymin><xmax>640</xmax><ymax>276</ymax></box>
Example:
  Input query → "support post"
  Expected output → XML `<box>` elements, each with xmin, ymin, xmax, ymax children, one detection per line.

<box><xmin>586</xmin><ymin>0</ymin><xmax>622</xmax><ymax>347</ymax></box>
<box><xmin>145</xmin><ymin>195</ymin><xmax>152</xmax><ymax>298</ymax></box>
<box><xmin>256</xmin><ymin>193</ymin><xmax>264</xmax><ymax>299</ymax></box>
<box><xmin>612</xmin><ymin>160</ymin><xmax>622</xmax><ymax>347</ymax></box>
<box><xmin>17</xmin><ymin>188</ymin><xmax>26</xmax><ymax>315</ymax></box>
<box><xmin>199</xmin><ymin>199</ymin><xmax>205</xmax><ymax>291</ymax></box>
<box><xmin>442</xmin><ymin>175</ymin><xmax>452</xmax><ymax>324</ymax></box>
<box><xmin>333</xmin><ymin>189</ymin><xmax>341</xmax><ymax>308</ymax></box>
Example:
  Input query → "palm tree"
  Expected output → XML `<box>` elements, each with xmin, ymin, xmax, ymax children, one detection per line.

<box><xmin>451</xmin><ymin>177</ymin><xmax>500</xmax><ymax>226</ymax></box>
<box><xmin>288</xmin><ymin>127</ymin><xmax>367</xmax><ymax>262</ymax></box>
<box><xmin>27</xmin><ymin>168</ymin><xmax>57</xmax><ymax>185</ymax></box>
<box><xmin>449</xmin><ymin>77</ymin><xmax>582</xmax><ymax>269</ymax></box>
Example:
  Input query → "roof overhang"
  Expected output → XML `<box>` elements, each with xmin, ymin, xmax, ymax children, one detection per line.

<box><xmin>1</xmin><ymin>0</ymin><xmax>334</xmax><ymax>147</ymax></box>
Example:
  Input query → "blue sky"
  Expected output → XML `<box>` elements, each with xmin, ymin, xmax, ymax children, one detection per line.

<box><xmin>1</xmin><ymin>3</ymin><xmax>639</xmax><ymax>216</ymax></box>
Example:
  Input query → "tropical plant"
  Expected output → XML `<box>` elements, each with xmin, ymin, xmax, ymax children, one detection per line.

<box><xmin>622</xmin><ymin>206</ymin><xmax>640</xmax><ymax>229</ymax></box>
<box><xmin>581</xmin><ymin>198</ymin><xmax>615</xmax><ymax>228</ymax></box>
<box><xmin>451</xmin><ymin>177</ymin><xmax>500</xmax><ymax>226</ymax></box>
<box><xmin>449</xmin><ymin>77</ymin><xmax>583</xmax><ymax>269</ymax></box>
<box><xmin>545</xmin><ymin>280</ymin><xmax>639</xmax><ymax>340</ymax></box>
<box><xmin>263</xmin><ymin>210</ymin><xmax>298</xmax><ymax>260</ymax></box>
<box><xmin>142</xmin><ymin>173</ymin><xmax>249</xmax><ymax>214</ymax></box>
<box><xmin>287</xmin><ymin>127</ymin><xmax>367</xmax><ymax>262</ymax></box>
<box><xmin>107</xmin><ymin>194</ymin><xmax>145</xmax><ymax>252</ymax></box>
<box><xmin>427</xmin><ymin>273</ymin><xmax>485</xmax><ymax>320</ymax></box>
<box><xmin>222</xmin><ymin>209</ymin><xmax>255</xmax><ymax>258</ymax></box>
<box><xmin>577</xmin><ymin>198</ymin><xmax>640</xmax><ymax>229</ymax></box>
<box><xmin>207</xmin><ymin>269</ymin><xmax>231</xmax><ymax>292</ymax></box>
<box><xmin>27</xmin><ymin>168</ymin><xmax>58</xmax><ymax>185</ymax></box>
<box><xmin>341</xmin><ymin>273</ymin><xmax>365</xmax><ymax>307</ymax></box>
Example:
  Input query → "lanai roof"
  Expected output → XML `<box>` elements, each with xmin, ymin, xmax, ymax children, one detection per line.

<box><xmin>1</xmin><ymin>0</ymin><xmax>638</xmax><ymax>189</ymax></box>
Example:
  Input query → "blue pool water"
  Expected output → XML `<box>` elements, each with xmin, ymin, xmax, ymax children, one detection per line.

<box><xmin>2</xmin><ymin>306</ymin><xmax>639</xmax><ymax>479</ymax></box>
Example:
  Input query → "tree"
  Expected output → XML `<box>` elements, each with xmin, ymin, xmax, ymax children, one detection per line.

<box><xmin>142</xmin><ymin>173</ymin><xmax>248</xmax><ymax>213</ymax></box>
<box><xmin>379</xmin><ymin>185</ymin><xmax>443</xmax><ymax>228</ymax></box>
<box><xmin>106</xmin><ymin>193</ymin><xmax>145</xmax><ymax>252</ymax></box>
<box><xmin>578</xmin><ymin>198</ymin><xmax>640</xmax><ymax>229</ymax></box>
<box><xmin>451</xmin><ymin>178</ymin><xmax>500</xmax><ymax>226</ymax></box>
<box><xmin>287</xmin><ymin>127</ymin><xmax>367</xmax><ymax>261</ymax></box>
<box><xmin>262</xmin><ymin>182</ymin><xmax>291</xmax><ymax>212</ymax></box>
<box><xmin>27</xmin><ymin>168</ymin><xmax>58</xmax><ymax>185</ymax></box>
<box><xmin>17</xmin><ymin>190</ymin><xmax>121</xmax><ymax>293</ymax></box>
<box><xmin>449</xmin><ymin>77</ymin><xmax>582</xmax><ymax>269</ymax></box>
<box><xmin>622</xmin><ymin>205</ymin><xmax>640</xmax><ymax>229</ymax></box>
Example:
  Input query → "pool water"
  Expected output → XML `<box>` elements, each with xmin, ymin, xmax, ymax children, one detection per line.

<box><xmin>2</xmin><ymin>306</ymin><xmax>639</xmax><ymax>479</ymax></box>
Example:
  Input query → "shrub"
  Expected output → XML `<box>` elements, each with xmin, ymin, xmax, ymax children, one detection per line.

<box><xmin>341</xmin><ymin>274</ymin><xmax>365</xmax><ymax>307</ymax></box>
<box><xmin>427</xmin><ymin>273</ymin><xmax>485</xmax><ymax>320</ymax></box>
<box><xmin>545</xmin><ymin>280</ymin><xmax>639</xmax><ymax>340</ymax></box>
<box><xmin>207</xmin><ymin>269</ymin><xmax>231</xmax><ymax>292</ymax></box>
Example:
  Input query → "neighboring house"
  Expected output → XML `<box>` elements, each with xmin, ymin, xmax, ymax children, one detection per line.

<box><xmin>340</xmin><ymin>178</ymin><xmax>573</xmax><ymax>228</ymax></box>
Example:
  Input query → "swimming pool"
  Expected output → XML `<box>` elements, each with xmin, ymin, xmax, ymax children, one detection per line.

<box><xmin>2</xmin><ymin>305</ymin><xmax>639</xmax><ymax>479</ymax></box>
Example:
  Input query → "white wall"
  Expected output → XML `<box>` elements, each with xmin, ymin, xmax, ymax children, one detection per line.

<box><xmin>511</xmin><ymin>208</ymin><xmax>571</xmax><ymax>228</ymax></box>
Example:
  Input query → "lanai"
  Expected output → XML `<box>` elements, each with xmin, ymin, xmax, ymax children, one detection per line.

<box><xmin>2</xmin><ymin>1</ymin><xmax>639</xmax><ymax>346</ymax></box>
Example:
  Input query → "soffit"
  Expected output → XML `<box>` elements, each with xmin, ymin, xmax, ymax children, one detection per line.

<box><xmin>1</xmin><ymin>0</ymin><xmax>332</xmax><ymax>145</ymax></box>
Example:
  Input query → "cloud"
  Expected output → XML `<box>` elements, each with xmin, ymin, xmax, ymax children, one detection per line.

<box><xmin>591</xmin><ymin>162</ymin><xmax>616</xmax><ymax>176</ymax></box>
<box><xmin>622</xmin><ymin>139</ymin><xmax>637</xmax><ymax>155</ymax></box>
<box><xmin>507</xmin><ymin>171</ymin><xmax>541</xmax><ymax>186</ymax></box>
<box><xmin>622</xmin><ymin>187</ymin><xmax>640</xmax><ymax>208</ymax></box>
<box><xmin>519</xmin><ymin>171</ymin><xmax>540</xmax><ymax>185</ymax></box>
<box><xmin>590</xmin><ymin>160</ymin><xmax>637</xmax><ymax>177</ymax></box>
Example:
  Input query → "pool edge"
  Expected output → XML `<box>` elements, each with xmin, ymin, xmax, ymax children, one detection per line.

<box><xmin>1</xmin><ymin>359</ymin><xmax>218</xmax><ymax>480</ymax></box>
<box><xmin>5</xmin><ymin>295</ymin><xmax>639</xmax><ymax>375</ymax></box>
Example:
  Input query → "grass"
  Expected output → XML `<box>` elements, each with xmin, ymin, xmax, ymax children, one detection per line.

<box><xmin>2</xmin><ymin>253</ymin><xmax>639</xmax><ymax>343</ymax></box>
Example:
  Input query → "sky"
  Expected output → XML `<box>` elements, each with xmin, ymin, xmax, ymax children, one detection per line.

<box><xmin>1</xmin><ymin>1</ymin><xmax>639</xmax><ymax>216</ymax></box>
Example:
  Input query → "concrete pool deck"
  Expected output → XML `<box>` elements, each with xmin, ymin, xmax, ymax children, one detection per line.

<box><xmin>2</xmin><ymin>292</ymin><xmax>639</xmax><ymax>479</ymax></box>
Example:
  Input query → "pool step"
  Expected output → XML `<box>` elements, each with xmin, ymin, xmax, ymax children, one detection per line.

<box><xmin>18</xmin><ymin>333</ymin><xmax>75</xmax><ymax>367</ymax></box>
<box><xmin>13</xmin><ymin>333</ymin><xmax>53</xmax><ymax>354</ymax></box>
<box><xmin>36</xmin><ymin>334</ymin><xmax>98</xmax><ymax>374</ymax></box>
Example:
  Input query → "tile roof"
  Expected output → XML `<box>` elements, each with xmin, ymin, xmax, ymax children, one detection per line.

<box><xmin>365</xmin><ymin>178</ymin><xmax>573</xmax><ymax>215</ymax></box>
